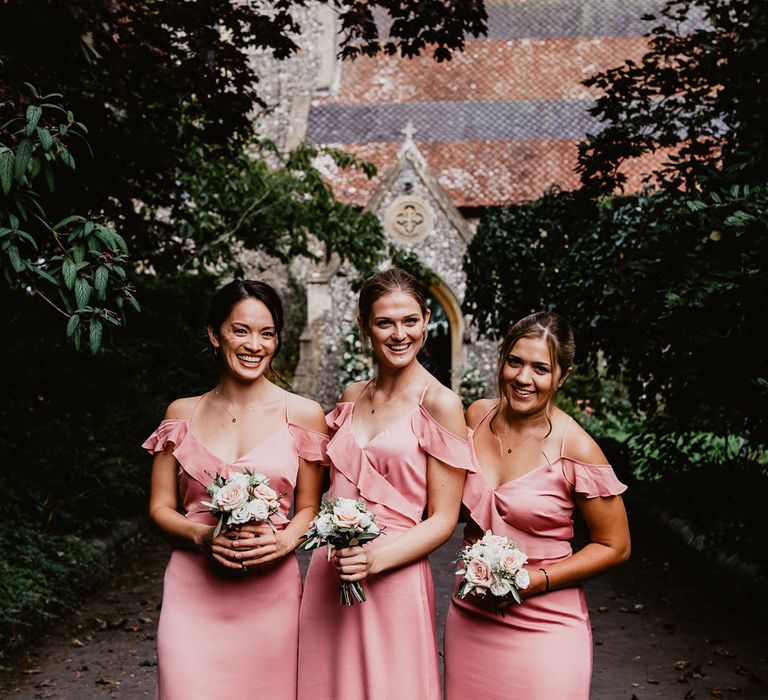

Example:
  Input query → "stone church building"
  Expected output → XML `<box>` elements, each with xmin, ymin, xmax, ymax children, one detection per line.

<box><xmin>249</xmin><ymin>0</ymin><xmax>662</xmax><ymax>408</ymax></box>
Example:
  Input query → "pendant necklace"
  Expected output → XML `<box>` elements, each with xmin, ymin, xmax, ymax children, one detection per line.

<box><xmin>500</xmin><ymin>427</ymin><xmax>535</xmax><ymax>455</ymax></box>
<box><xmin>368</xmin><ymin>378</ymin><xmax>413</xmax><ymax>414</ymax></box>
<box><xmin>213</xmin><ymin>389</ymin><xmax>258</xmax><ymax>423</ymax></box>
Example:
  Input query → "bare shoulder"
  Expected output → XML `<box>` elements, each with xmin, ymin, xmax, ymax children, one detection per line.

<box><xmin>163</xmin><ymin>395</ymin><xmax>204</xmax><ymax>421</ymax></box>
<box><xmin>339</xmin><ymin>380</ymin><xmax>369</xmax><ymax>404</ymax></box>
<box><xmin>286</xmin><ymin>392</ymin><xmax>328</xmax><ymax>434</ymax></box>
<box><xmin>466</xmin><ymin>398</ymin><xmax>497</xmax><ymax>430</ymax></box>
<box><xmin>561</xmin><ymin>416</ymin><xmax>609</xmax><ymax>465</ymax></box>
<box><xmin>421</xmin><ymin>381</ymin><xmax>466</xmax><ymax>434</ymax></box>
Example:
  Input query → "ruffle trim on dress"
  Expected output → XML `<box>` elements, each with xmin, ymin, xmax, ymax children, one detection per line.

<box><xmin>412</xmin><ymin>405</ymin><xmax>474</xmax><ymax>472</ymax></box>
<box><xmin>288</xmin><ymin>423</ymin><xmax>329</xmax><ymax>464</ymax></box>
<box><xmin>326</xmin><ymin>402</ymin><xmax>354</xmax><ymax>431</ymax></box>
<box><xmin>325</xmin><ymin>436</ymin><xmax>425</xmax><ymax>525</ymax></box>
<box><xmin>561</xmin><ymin>458</ymin><xmax>628</xmax><ymax>498</ymax></box>
<box><xmin>142</xmin><ymin>419</ymin><xmax>187</xmax><ymax>454</ymax></box>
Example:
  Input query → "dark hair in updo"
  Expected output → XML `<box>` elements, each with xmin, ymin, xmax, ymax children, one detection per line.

<box><xmin>356</xmin><ymin>268</ymin><xmax>428</xmax><ymax>333</ymax></box>
<box><xmin>207</xmin><ymin>279</ymin><xmax>284</xmax><ymax>361</ymax></box>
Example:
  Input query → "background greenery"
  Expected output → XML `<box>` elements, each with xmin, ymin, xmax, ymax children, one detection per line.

<box><xmin>465</xmin><ymin>0</ymin><xmax>768</xmax><ymax>575</ymax></box>
<box><xmin>0</xmin><ymin>0</ymin><xmax>487</xmax><ymax>657</ymax></box>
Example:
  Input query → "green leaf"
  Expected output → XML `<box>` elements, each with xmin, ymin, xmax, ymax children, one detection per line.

<box><xmin>43</xmin><ymin>162</ymin><xmax>55</xmax><ymax>191</ymax></box>
<box><xmin>84</xmin><ymin>221</ymin><xmax>95</xmax><ymax>236</ymax></box>
<box><xmin>25</xmin><ymin>105</ymin><xmax>43</xmax><ymax>135</ymax></box>
<box><xmin>37</xmin><ymin>127</ymin><xmax>54</xmax><ymax>152</ymax></box>
<box><xmin>14</xmin><ymin>229</ymin><xmax>38</xmax><ymax>250</ymax></box>
<box><xmin>0</xmin><ymin>150</ymin><xmax>14</xmax><ymax>194</ymax></box>
<box><xmin>30</xmin><ymin>265</ymin><xmax>59</xmax><ymax>285</ymax></box>
<box><xmin>89</xmin><ymin>318</ymin><xmax>102</xmax><ymax>354</ymax></box>
<box><xmin>7</xmin><ymin>245</ymin><xmax>24</xmax><ymax>272</ymax></box>
<box><xmin>66</xmin><ymin>313</ymin><xmax>80</xmax><ymax>338</ymax></box>
<box><xmin>72</xmin><ymin>326</ymin><xmax>81</xmax><ymax>351</ymax></box>
<box><xmin>53</xmin><ymin>214</ymin><xmax>86</xmax><ymax>229</ymax></box>
<box><xmin>62</xmin><ymin>258</ymin><xmax>77</xmax><ymax>289</ymax></box>
<box><xmin>14</xmin><ymin>139</ymin><xmax>33</xmax><ymax>180</ymax></box>
<box><xmin>94</xmin><ymin>265</ymin><xmax>108</xmax><ymax>298</ymax></box>
<box><xmin>74</xmin><ymin>277</ymin><xmax>91</xmax><ymax>308</ymax></box>
<box><xmin>59</xmin><ymin>147</ymin><xmax>75</xmax><ymax>170</ymax></box>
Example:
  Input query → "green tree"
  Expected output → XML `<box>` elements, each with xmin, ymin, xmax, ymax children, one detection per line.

<box><xmin>464</xmin><ymin>0</ymin><xmax>768</xmax><ymax>440</ymax></box>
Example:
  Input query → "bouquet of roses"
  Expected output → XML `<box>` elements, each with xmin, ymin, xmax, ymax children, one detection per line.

<box><xmin>298</xmin><ymin>497</ymin><xmax>382</xmax><ymax>605</ymax></box>
<box><xmin>455</xmin><ymin>530</ymin><xmax>530</xmax><ymax>610</ymax></box>
<box><xmin>202</xmin><ymin>469</ymin><xmax>282</xmax><ymax>537</ymax></box>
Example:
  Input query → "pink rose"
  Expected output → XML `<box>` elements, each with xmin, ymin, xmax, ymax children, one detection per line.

<box><xmin>332</xmin><ymin>500</ymin><xmax>363</xmax><ymax>529</ymax></box>
<box><xmin>213</xmin><ymin>480</ymin><xmax>249</xmax><ymax>512</ymax></box>
<box><xmin>500</xmin><ymin>549</ymin><xmax>527</xmax><ymax>573</ymax></box>
<box><xmin>252</xmin><ymin>482</ymin><xmax>278</xmax><ymax>502</ymax></box>
<box><xmin>465</xmin><ymin>556</ymin><xmax>494</xmax><ymax>588</ymax></box>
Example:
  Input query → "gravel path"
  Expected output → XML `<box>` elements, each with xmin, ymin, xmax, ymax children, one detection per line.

<box><xmin>1</xmin><ymin>508</ymin><xmax>766</xmax><ymax>699</ymax></box>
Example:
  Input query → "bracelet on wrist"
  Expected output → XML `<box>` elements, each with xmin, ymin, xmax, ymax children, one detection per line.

<box><xmin>539</xmin><ymin>567</ymin><xmax>550</xmax><ymax>593</ymax></box>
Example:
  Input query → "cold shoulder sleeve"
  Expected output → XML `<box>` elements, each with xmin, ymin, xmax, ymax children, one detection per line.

<box><xmin>326</xmin><ymin>402</ymin><xmax>353</xmax><ymax>431</ymax></box>
<box><xmin>412</xmin><ymin>405</ymin><xmax>474</xmax><ymax>471</ymax></box>
<box><xmin>288</xmin><ymin>423</ymin><xmax>330</xmax><ymax>464</ymax></box>
<box><xmin>561</xmin><ymin>458</ymin><xmax>627</xmax><ymax>498</ymax></box>
<box><xmin>142</xmin><ymin>419</ymin><xmax>187</xmax><ymax>454</ymax></box>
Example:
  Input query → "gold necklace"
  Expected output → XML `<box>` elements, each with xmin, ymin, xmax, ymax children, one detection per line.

<box><xmin>368</xmin><ymin>378</ymin><xmax>414</xmax><ymax>414</ymax></box>
<box><xmin>500</xmin><ymin>427</ymin><xmax>535</xmax><ymax>455</ymax></box>
<box><xmin>213</xmin><ymin>389</ymin><xmax>258</xmax><ymax>424</ymax></box>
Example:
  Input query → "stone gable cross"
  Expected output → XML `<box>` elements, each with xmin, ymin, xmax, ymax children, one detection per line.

<box><xmin>401</xmin><ymin>120</ymin><xmax>416</xmax><ymax>146</ymax></box>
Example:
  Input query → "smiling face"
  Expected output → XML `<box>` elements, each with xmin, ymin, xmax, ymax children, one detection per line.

<box><xmin>502</xmin><ymin>335</ymin><xmax>570</xmax><ymax>417</ymax></box>
<box><xmin>363</xmin><ymin>290</ymin><xmax>430</xmax><ymax>370</ymax></box>
<box><xmin>207</xmin><ymin>298</ymin><xmax>278</xmax><ymax>382</ymax></box>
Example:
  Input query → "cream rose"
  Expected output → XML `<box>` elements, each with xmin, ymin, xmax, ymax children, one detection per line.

<box><xmin>465</xmin><ymin>556</ymin><xmax>494</xmax><ymax>588</ymax></box>
<box><xmin>213</xmin><ymin>480</ymin><xmax>249</xmax><ymax>512</ymax></box>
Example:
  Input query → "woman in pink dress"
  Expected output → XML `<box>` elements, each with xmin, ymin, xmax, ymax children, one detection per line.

<box><xmin>298</xmin><ymin>268</ymin><xmax>473</xmax><ymax>700</ymax></box>
<box><xmin>144</xmin><ymin>280</ymin><xmax>327</xmax><ymax>700</ymax></box>
<box><xmin>444</xmin><ymin>311</ymin><xmax>631</xmax><ymax>699</ymax></box>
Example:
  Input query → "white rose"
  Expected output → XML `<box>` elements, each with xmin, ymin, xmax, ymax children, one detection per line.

<box><xmin>481</xmin><ymin>532</ymin><xmax>508</xmax><ymax>548</ymax></box>
<box><xmin>489</xmin><ymin>576</ymin><xmax>513</xmax><ymax>597</ymax></box>
<box><xmin>249</xmin><ymin>498</ymin><xmax>271</xmax><ymax>521</ymax></box>
<box><xmin>228</xmin><ymin>472</ymin><xmax>250</xmax><ymax>487</ymax></box>
<box><xmin>357</xmin><ymin>511</ymin><xmax>373</xmax><ymax>529</ymax></box>
<box><xmin>213</xmin><ymin>480</ymin><xmax>249</xmax><ymax>512</ymax></box>
<box><xmin>515</xmin><ymin>568</ymin><xmax>531</xmax><ymax>590</ymax></box>
<box><xmin>315</xmin><ymin>513</ymin><xmax>334</xmax><ymax>538</ymax></box>
<box><xmin>228</xmin><ymin>502</ymin><xmax>252</xmax><ymax>525</ymax></box>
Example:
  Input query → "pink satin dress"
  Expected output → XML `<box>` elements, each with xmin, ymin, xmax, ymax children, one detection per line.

<box><xmin>298</xmin><ymin>385</ymin><xmax>473</xmax><ymax>700</ymax></box>
<box><xmin>444</xmin><ymin>413</ymin><xmax>627</xmax><ymax>700</ymax></box>
<box><xmin>142</xmin><ymin>395</ymin><xmax>327</xmax><ymax>700</ymax></box>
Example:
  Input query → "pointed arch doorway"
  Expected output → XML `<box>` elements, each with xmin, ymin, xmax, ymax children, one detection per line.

<box><xmin>420</xmin><ymin>280</ymin><xmax>465</xmax><ymax>390</ymax></box>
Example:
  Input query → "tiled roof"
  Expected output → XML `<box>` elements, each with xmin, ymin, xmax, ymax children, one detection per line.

<box><xmin>307</xmin><ymin>0</ymin><xmax>665</xmax><ymax>206</ymax></box>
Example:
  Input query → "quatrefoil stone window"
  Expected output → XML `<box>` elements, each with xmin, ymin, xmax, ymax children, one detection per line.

<box><xmin>384</xmin><ymin>196</ymin><xmax>433</xmax><ymax>245</ymax></box>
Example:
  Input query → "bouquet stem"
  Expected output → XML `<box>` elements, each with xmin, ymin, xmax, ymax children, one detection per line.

<box><xmin>339</xmin><ymin>581</ymin><xmax>367</xmax><ymax>605</ymax></box>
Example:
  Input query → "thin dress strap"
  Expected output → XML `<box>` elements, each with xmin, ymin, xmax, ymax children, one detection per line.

<box><xmin>284</xmin><ymin>389</ymin><xmax>290</xmax><ymax>424</ymax></box>
<box><xmin>188</xmin><ymin>391</ymin><xmax>209</xmax><ymax>427</ymax></box>
<box><xmin>418</xmin><ymin>379</ymin><xmax>437</xmax><ymax>405</ymax></box>
<box><xmin>474</xmin><ymin>400</ymin><xmax>499</xmax><ymax>431</ymax></box>
<box><xmin>560</xmin><ymin>416</ymin><xmax>575</xmax><ymax>457</ymax></box>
